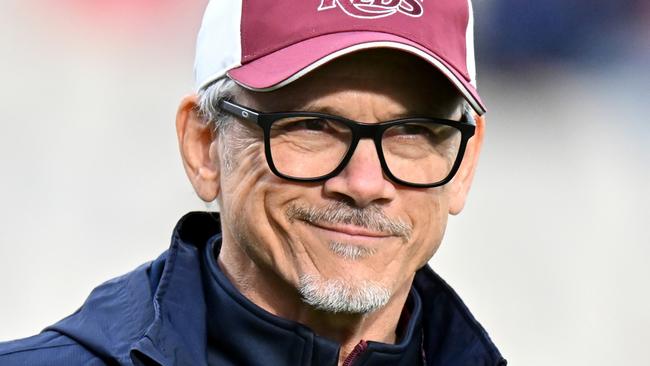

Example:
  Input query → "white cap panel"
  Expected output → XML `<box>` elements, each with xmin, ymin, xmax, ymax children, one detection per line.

<box><xmin>465</xmin><ymin>0</ymin><xmax>477</xmax><ymax>87</ymax></box>
<box><xmin>194</xmin><ymin>0</ymin><xmax>243</xmax><ymax>91</ymax></box>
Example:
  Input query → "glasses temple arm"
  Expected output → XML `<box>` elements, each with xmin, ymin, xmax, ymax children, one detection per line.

<box><xmin>218</xmin><ymin>99</ymin><xmax>260</xmax><ymax>123</ymax></box>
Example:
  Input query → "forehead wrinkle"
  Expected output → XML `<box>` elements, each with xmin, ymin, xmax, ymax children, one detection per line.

<box><xmin>297</xmin><ymin>91</ymin><xmax>405</xmax><ymax>122</ymax></box>
<box><xmin>296</xmin><ymin>90</ymin><xmax>460</xmax><ymax>123</ymax></box>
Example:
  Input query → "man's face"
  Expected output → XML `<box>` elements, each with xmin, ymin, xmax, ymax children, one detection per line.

<box><xmin>211</xmin><ymin>51</ymin><xmax>479</xmax><ymax>313</ymax></box>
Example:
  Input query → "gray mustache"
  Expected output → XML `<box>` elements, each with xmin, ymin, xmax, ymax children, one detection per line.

<box><xmin>286</xmin><ymin>201</ymin><xmax>412</xmax><ymax>240</ymax></box>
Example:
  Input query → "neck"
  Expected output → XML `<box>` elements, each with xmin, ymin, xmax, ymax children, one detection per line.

<box><xmin>217</xmin><ymin>237</ymin><xmax>414</xmax><ymax>363</ymax></box>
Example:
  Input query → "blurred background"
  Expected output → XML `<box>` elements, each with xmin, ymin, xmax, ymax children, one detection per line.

<box><xmin>0</xmin><ymin>0</ymin><xmax>648</xmax><ymax>364</ymax></box>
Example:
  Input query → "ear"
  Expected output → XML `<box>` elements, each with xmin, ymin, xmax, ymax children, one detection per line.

<box><xmin>176</xmin><ymin>94</ymin><xmax>221</xmax><ymax>202</ymax></box>
<box><xmin>448</xmin><ymin>113</ymin><xmax>485</xmax><ymax>215</ymax></box>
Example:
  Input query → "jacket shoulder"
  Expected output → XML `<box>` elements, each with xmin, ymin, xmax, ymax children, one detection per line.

<box><xmin>0</xmin><ymin>331</ymin><xmax>106</xmax><ymax>365</ymax></box>
<box><xmin>0</xmin><ymin>252</ymin><xmax>170</xmax><ymax>366</ymax></box>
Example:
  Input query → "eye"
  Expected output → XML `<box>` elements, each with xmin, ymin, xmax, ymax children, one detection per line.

<box><xmin>385</xmin><ymin>124</ymin><xmax>432</xmax><ymax>141</ymax></box>
<box><xmin>301</xmin><ymin>118</ymin><xmax>328</xmax><ymax>131</ymax></box>
<box><xmin>396</xmin><ymin>124</ymin><xmax>428</xmax><ymax>135</ymax></box>
<box><xmin>274</xmin><ymin>117</ymin><xmax>346</xmax><ymax>135</ymax></box>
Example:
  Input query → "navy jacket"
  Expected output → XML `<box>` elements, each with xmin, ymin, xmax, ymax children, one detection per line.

<box><xmin>0</xmin><ymin>212</ymin><xmax>506</xmax><ymax>365</ymax></box>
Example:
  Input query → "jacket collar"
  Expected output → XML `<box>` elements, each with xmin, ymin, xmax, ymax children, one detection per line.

<box><xmin>129</xmin><ymin>212</ymin><xmax>216</xmax><ymax>365</ymax></box>
<box><xmin>202</xmin><ymin>234</ymin><xmax>425</xmax><ymax>366</ymax></box>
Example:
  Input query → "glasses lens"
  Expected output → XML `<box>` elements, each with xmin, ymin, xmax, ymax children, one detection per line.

<box><xmin>269</xmin><ymin>116</ymin><xmax>353</xmax><ymax>178</ymax></box>
<box><xmin>382</xmin><ymin>122</ymin><xmax>462</xmax><ymax>185</ymax></box>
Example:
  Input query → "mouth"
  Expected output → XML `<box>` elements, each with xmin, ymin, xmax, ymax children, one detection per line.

<box><xmin>285</xmin><ymin>201</ymin><xmax>412</xmax><ymax>243</ymax></box>
<box><xmin>302</xmin><ymin>220</ymin><xmax>394</xmax><ymax>241</ymax></box>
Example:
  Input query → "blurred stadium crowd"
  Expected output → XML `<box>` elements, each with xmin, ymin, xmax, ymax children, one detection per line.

<box><xmin>478</xmin><ymin>0</ymin><xmax>649</xmax><ymax>68</ymax></box>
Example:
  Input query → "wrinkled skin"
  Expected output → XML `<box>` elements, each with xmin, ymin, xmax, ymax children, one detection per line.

<box><xmin>176</xmin><ymin>49</ymin><xmax>485</xmax><ymax>362</ymax></box>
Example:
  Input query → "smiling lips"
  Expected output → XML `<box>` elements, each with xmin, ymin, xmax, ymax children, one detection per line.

<box><xmin>306</xmin><ymin>220</ymin><xmax>393</xmax><ymax>240</ymax></box>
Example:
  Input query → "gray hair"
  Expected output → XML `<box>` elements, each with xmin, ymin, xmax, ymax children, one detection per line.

<box><xmin>463</xmin><ymin>100</ymin><xmax>473</xmax><ymax>115</ymax></box>
<box><xmin>196</xmin><ymin>77</ymin><xmax>256</xmax><ymax>173</ymax></box>
<box><xmin>197</xmin><ymin>77</ymin><xmax>239</xmax><ymax>133</ymax></box>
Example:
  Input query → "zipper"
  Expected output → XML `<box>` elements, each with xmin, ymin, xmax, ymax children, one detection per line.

<box><xmin>342</xmin><ymin>340</ymin><xmax>368</xmax><ymax>366</ymax></box>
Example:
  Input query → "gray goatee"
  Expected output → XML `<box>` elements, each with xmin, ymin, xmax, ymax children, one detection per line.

<box><xmin>298</xmin><ymin>274</ymin><xmax>391</xmax><ymax>314</ymax></box>
<box><xmin>287</xmin><ymin>200</ymin><xmax>411</xmax><ymax>313</ymax></box>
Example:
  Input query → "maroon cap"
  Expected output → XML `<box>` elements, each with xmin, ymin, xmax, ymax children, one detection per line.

<box><xmin>195</xmin><ymin>0</ymin><xmax>485</xmax><ymax>114</ymax></box>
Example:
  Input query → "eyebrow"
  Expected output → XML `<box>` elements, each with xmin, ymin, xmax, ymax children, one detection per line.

<box><xmin>294</xmin><ymin>103</ymin><xmax>354</xmax><ymax>116</ymax></box>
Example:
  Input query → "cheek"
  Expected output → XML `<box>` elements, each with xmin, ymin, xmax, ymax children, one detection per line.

<box><xmin>405</xmin><ymin>189</ymin><xmax>450</xmax><ymax>268</ymax></box>
<box><xmin>220</xmin><ymin>141</ymin><xmax>267</xmax><ymax>210</ymax></box>
<box><xmin>219</xmin><ymin>141</ymin><xmax>310</xmax><ymax>281</ymax></box>
<box><xmin>219</xmin><ymin>141</ymin><xmax>271</xmax><ymax>252</ymax></box>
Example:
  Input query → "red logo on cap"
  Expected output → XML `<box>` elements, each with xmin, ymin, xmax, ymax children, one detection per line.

<box><xmin>318</xmin><ymin>0</ymin><xmax>424</xmax><ymax>19</ymax></box>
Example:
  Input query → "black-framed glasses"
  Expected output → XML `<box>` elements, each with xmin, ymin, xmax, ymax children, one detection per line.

<box><xmin>218</xmin><ymin>99</ymin><xmax>476</xmax><ymax>188</ymax></box>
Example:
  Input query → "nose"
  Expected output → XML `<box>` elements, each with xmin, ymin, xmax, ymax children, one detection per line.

<box><xmin>323</xmin><ymin>139</ymin><xmax>396</xmax><ymax>207</ymax></box>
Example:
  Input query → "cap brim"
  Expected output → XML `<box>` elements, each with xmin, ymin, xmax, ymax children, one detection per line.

<box><xmin>227</xmin><ymin>31</ymin><xmax>486</xmax><ymax>115</ymax></box>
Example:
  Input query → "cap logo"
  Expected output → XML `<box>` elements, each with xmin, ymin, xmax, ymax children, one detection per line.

<box><xmin>318</xmin><ymin>0</ymin><xmax>424</xmax><ymax>19</ymax></box>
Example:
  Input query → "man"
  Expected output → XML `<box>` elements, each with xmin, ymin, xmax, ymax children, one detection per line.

<box><xmin>0</xmin><ymin>0</ymin><xmax>505</xmax><ymax>365</ymax></box>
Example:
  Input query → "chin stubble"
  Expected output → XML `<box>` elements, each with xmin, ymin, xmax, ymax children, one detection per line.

<box><xmin>328</xmin><ymin>241</ymin><xmax>377</xmax><ymax>260</ymax></box>
<box><xmin>287</xmin><ymin>200</ymin><xmax>411</xmax><ymax>313</ymax></box>
<box><xmin>298</xmin><ymin>274</ymin><xmax>391</xmax><ymax>314</ymax></box>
